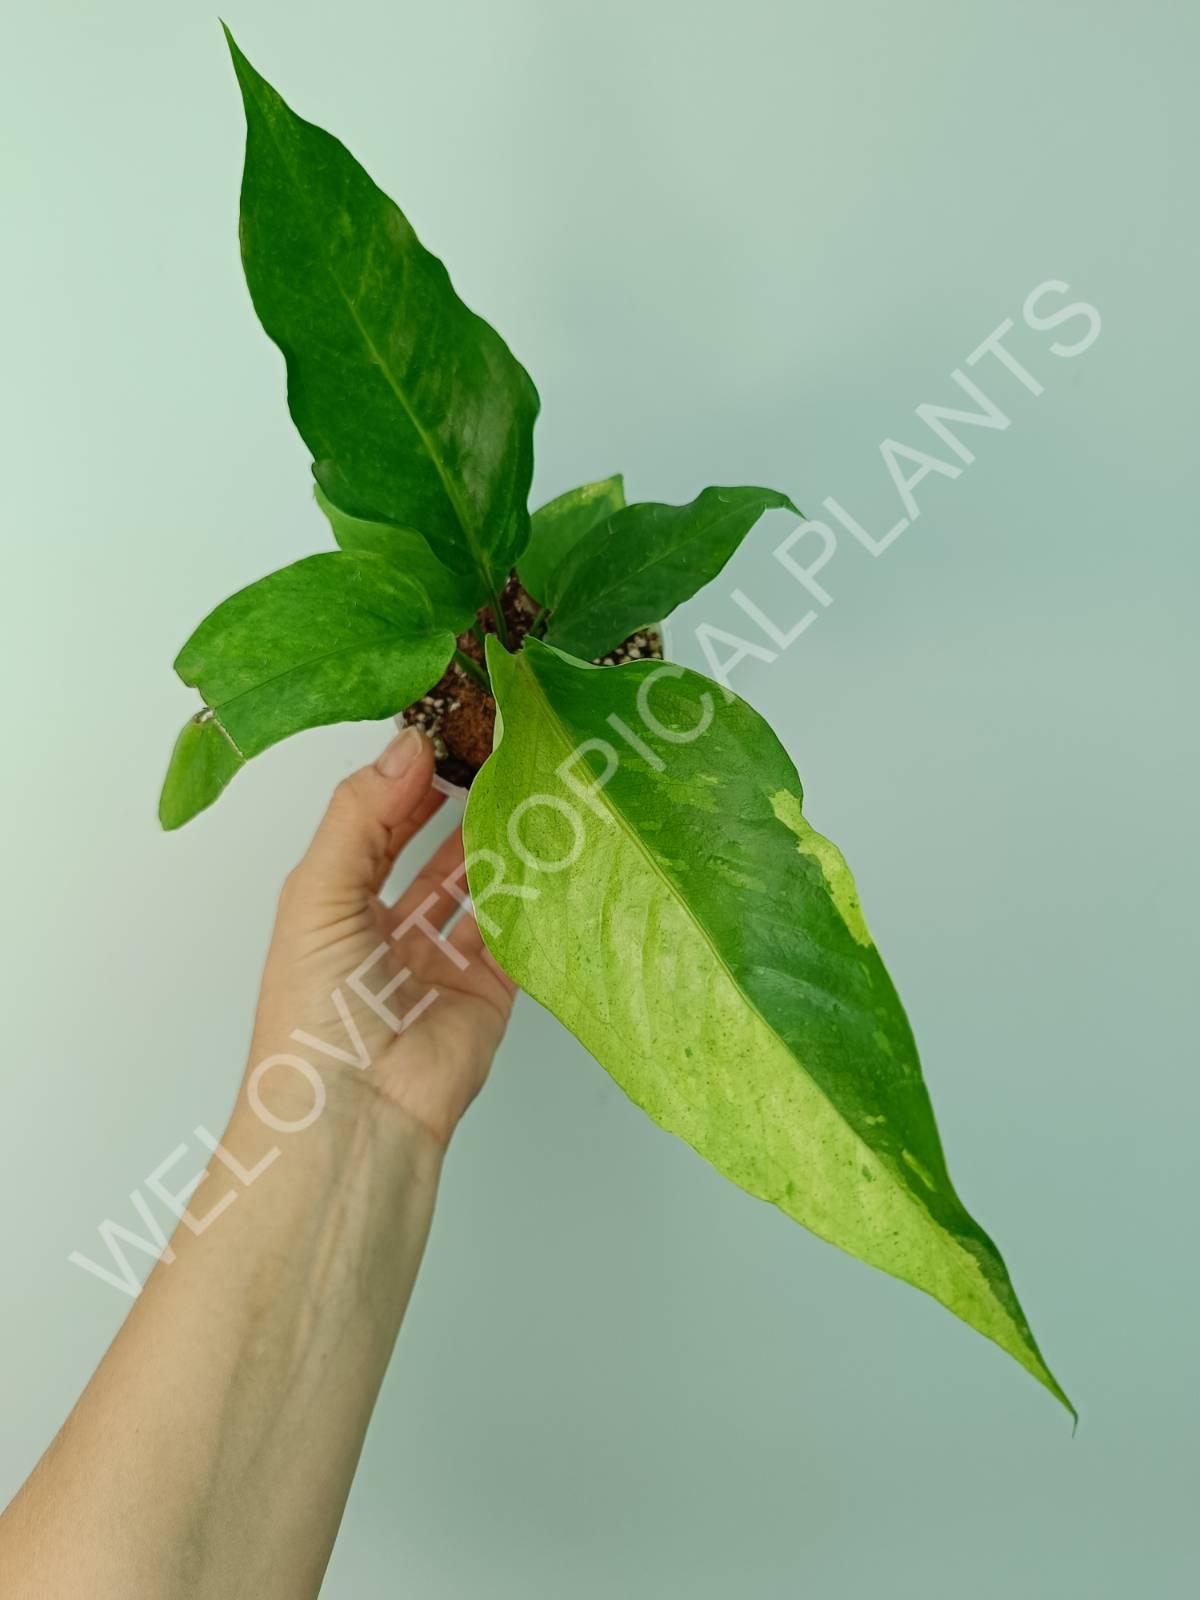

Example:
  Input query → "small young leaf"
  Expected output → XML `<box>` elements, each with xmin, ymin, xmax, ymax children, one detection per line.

<box><xmin>159</xmin><ymin>713</ymin><xmax>245</xmax><ymax>831</ymax></box>
<box><xmin>517</xmin><ymin>474</ymin><xmax>626</xmax><ymax>607</ymax></box>
<box><xmin>464</xmin><ymin>639</ymin><xmax>1072</xmax><ymax>1416</ymax></box>
<box><xmin>315</xmin><ymin>485</ymin><xmax>480</xmax><ymax>623</ymax></box>
<box><xmin>544</xmin><ymin>485</ymin><xmax>799</xmax><ymax>659</ymax></box>
<box><xmin>224</xmin><ymin>27</ymin><xmax>539</xmax><ymax>593</ymax></box>
<box><xmin>160</xmin><ymin>553</ymin><xmax>457</xmax><ymax>826</ymax></box>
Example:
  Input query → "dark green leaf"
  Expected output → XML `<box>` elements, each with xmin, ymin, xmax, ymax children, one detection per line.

<box><xmin>224</xmin><ymin>27</ymin><xmax>539</xmax><ymax>592</ymax></box>
<box><xmin>160</xmin><ymin>552</ymin><xmax>457</xmax><ymax>826</ymax></box>
<box><xmin>517</xmin><ymin>474</ymin><xmax>625</xmax><ymax>607</ymax></box>
<box><xmin>464</xmin><ymin>638</ymin><xmax>1072</xmax><ymax>1415</ymax></box>
<box><xmin>544</xmin><ymin>485</ymin><xmax>799</xmax><ymax>659</ymax></box>
<box><xmin>315</xmin><ymin>485</ymin><xmax>480</xmax><ymax>624</ymax></box>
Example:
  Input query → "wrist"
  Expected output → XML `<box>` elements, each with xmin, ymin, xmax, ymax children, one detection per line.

<box><xmin>228</xmin><ymin>1052</ymin><xmax>446</xmax><ymax>1198</ymax></box>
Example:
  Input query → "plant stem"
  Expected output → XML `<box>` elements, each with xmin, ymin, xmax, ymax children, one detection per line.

<box><xmin>470</xmin><ymin>621</ymin><xmax>488</xmax><ymax>652</ymax></box>
<box><xmin>453</xmin><ymin>648</ymin><xmax>489</xmax><ymax>690</ymax></box>
<box><xmin>488</xmin><ymin>588</ymin><xmax>511</xmax><ymax>648</ymax></box>
<box><xmin>530</xmin><ymin>604</ymin><xmax>548</xmax><ymax>637</ymax></box>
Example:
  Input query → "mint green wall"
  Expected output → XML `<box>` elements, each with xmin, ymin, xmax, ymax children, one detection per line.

<box><xmin>2</xmin><ymin>1</ymin><xmax>1195</xmax><ymax>1593</ymax></box>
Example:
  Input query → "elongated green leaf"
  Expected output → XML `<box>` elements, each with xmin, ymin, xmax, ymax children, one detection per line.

<box><xmin>160</xmin><ymin>553</ymin><xmax>457</xmax><ymax>827</ymax></box>
<box><xmin>464</xmin><ymin>639</ymin><xmax>1071</xmax><ymax>1414</ymax></box>
<box><xmin>224</xmin><ymin>27</ymin><xmax>539</xmax><ymax>591</ymax></box>
<box><xmin>315</xmin><ymin>485</ymin><xmax>480</xmax><ymax>622</ymax></box>
<box><xmin>544</xmin><ymin>485</ymin><xmax>799</xmax><ymax>659</ymax></box>
<box><xmin>517</xmin><ymin>474</ymin><xmax>625</xmax><ymax>607</ymax></box>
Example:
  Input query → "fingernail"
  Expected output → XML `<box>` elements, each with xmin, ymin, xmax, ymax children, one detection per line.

<box><xmin>378</xmin><ymin>727</ymin><xmax>423</xmax><ymax>778</ymax></box>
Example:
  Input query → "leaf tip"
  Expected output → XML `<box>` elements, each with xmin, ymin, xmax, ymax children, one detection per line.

<box><xmin>1047</xmin><ymin>1371</ymin><xmax>1079</xmax><ymax>1430</ymax></box>
<box><xmin>159</xmin><ymin>712</ymin><xmax>244</xmax><ymax>831</ymax></box>
<box><xmin>219</xmin><ymin>18</ymin><xmax>261</xmax><ymax>99</ymax></box>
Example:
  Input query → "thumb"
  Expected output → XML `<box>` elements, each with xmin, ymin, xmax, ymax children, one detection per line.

<box><xmin>293</xmin><ymin>728</ymin><xmax>438</xmax><ymax>906</ymax></box>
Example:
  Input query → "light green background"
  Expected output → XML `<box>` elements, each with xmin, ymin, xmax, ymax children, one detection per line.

<box><xmin>3</xmin><ymin>1</ymin><xmax>1196</xmax><ymax>1594</ymax></box>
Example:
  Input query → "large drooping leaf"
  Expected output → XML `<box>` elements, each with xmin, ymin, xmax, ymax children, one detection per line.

<box><xmin>544</xmin><ymin>485</ymin><xmax>799</xmax><ymax>660</ymax></box>
<box><xmin>517</xmin><ymin>474</ymin><xmax>625</xmax><ymax>608</ymax></box>
<box><xmin>224</xmin><ymin>27</ymin><xmax>539</xmax><ymax>594</ymax></box>
<box><xmin>464</xmin><ymin>638</ymin><xmax>1072</xmax><ymax>1414</ymax></box>
<box><xmin>159</xmin><ymin>553</ymin><xmax>460</xmax><ymax>828</ymax></box>
<box><xmin>315</xmin><ymin>485</ymin><xmax>480</xmax><ymax>621</ymax></box>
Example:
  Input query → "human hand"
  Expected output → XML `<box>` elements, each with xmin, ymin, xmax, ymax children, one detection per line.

<box><xmin>0</xmin><ymin>730</ymin><xmax>515</xmax><ymax>1599</ymax></box>
<box><xmin>247</xmin><ymin>728</ymin><xmax>516</xmax><ymax>1148</ymax></box>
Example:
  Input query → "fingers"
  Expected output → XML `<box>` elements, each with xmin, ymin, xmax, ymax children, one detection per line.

<box><xmin>387</xmin><ymin>833</ymin><xmax>518</xmax><ymax>1000</ymax></box>
<box><xmin>387</xmin><ymin>826</ymin><xmax>468</xmax><ymax>936</ymax></box>
<box><xmin>448</xmin><ymin>914</ymin><xmax>518</xmax><ymax>995</ymax></box>
<box><xmin>387</xmin><ymin>786</ymin><xmax>444</xmax><ymax>862</ymax></box>
<box><xmin>294</xmin><ymin>728</ymin><xmax>436</xmax><ymax>905</ymax></box>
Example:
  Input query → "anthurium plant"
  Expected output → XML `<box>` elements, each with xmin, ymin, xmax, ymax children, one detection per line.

<box><xmin>161</xmin><ymin>28</ymin><xmax>1071</xmax><ymax>1416</ymax></box>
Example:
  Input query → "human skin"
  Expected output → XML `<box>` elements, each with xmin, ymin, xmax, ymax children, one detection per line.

<box><xmin>0</xmin><ymin>728</ymin><xmax>516</xmax><ymax>1597</ymax></box>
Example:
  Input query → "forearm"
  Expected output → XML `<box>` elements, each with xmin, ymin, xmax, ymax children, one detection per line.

<box><xmin>0</xmin><ymin>1083</ymin><xmax>442</xmax><ymax>1598</ymax></box>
